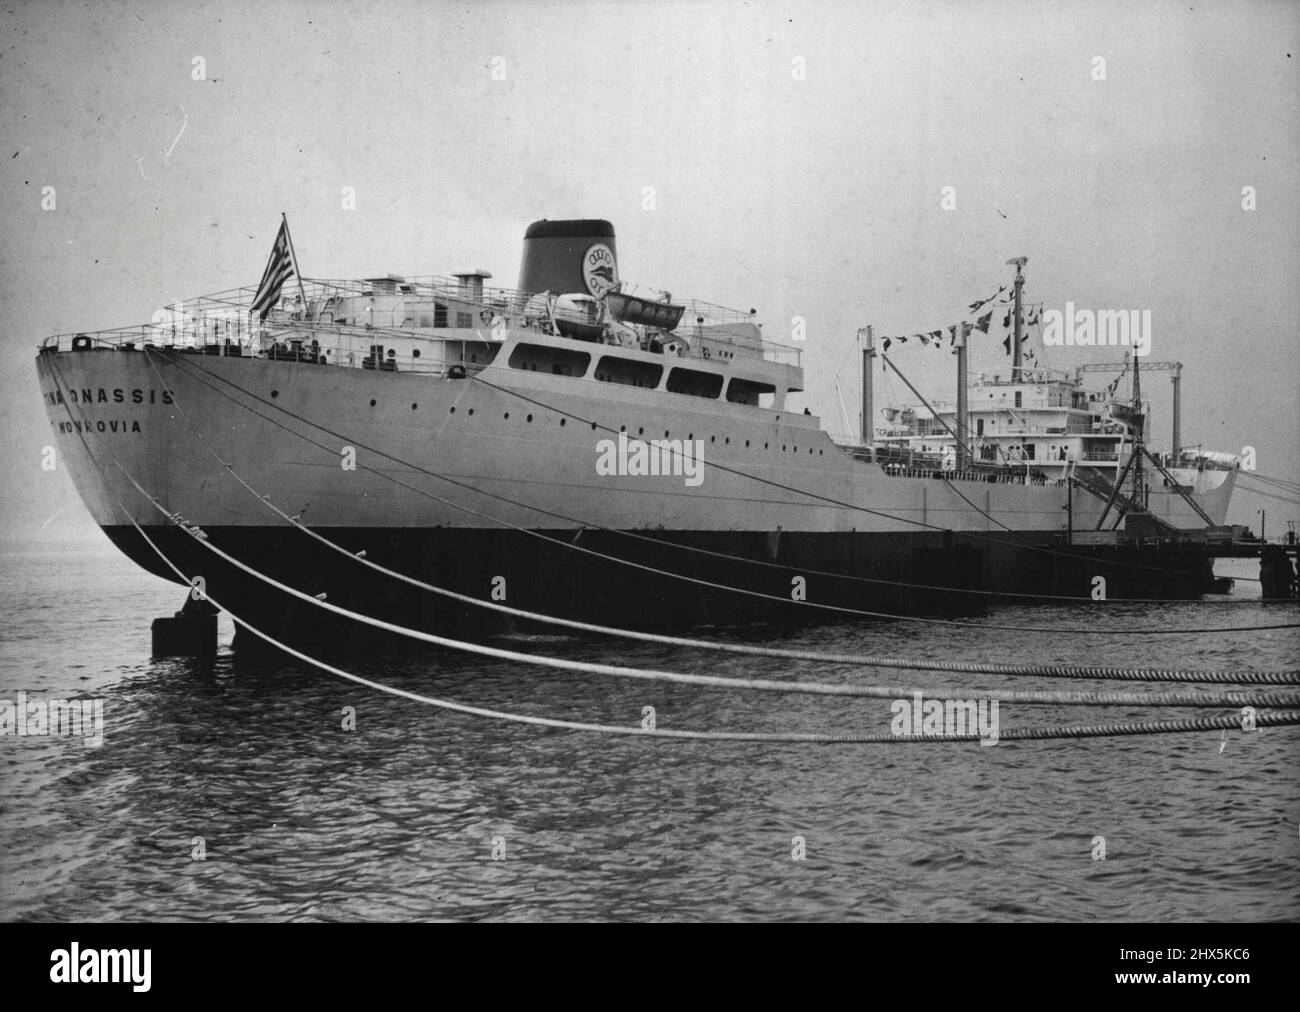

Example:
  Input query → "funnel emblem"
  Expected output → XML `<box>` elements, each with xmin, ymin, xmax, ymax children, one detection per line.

<box><xmin>582</xmin><ymin>243</ymin><xmax>618</xmax><ymax>296</ymax></box>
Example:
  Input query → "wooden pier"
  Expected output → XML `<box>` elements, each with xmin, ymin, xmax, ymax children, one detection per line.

<box><xmin>1070</xmin><ymin>524</ymin><xmax>1299</xmax><ymax>599</ymax></box>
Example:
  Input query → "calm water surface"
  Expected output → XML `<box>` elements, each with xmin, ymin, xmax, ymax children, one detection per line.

<box><xmin>2</xmin><ymin>546</ymin><xmax>1297</xmax><ymax>921</ymax></box>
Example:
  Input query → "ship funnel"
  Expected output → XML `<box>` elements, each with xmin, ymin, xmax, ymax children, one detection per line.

<box><xmin>518</xmin><ymin>219</ymin><xmax>618</xmax><ymax>297</ymax></box>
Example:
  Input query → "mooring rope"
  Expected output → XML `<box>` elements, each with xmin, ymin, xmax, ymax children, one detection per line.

<box><xmin>157</xmin><ymin>352</ymin><xmax>1300</xmax><ymax>635</ymax></box>
<box><xmin>150</xmin><ymin>579</ymin><xmax>1300</xmax><ymax>743</ymax></box>
<box><xmin>204</xmin><ymin>606</ymin><xmax>1300</xmax><ymax>744</ymax></box>
<box><xmin>40</xmin><ymin>359</ymin><xmax>1300</xmax><ymax>744</ymax></box>
<box><xmin>942</xmin><ymin>477</ymin><xmax>1015</xmax><ymax>533</ymax></box>
<box><xmin>39</xmin><ymin>356</ymin><xmax>1300</xmax><ymax>708</ymax></box>
<box><xmin>132</xmin><ymin>350</ymin><xmax>1300</xmax><ymax>687</ymax></box>
<box><xmin>111</xmin><ymin>479</ymin><xmax>1300</xmax><ymax>709</ymax></box>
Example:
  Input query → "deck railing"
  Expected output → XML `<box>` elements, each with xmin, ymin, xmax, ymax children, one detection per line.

<box><xmin>38</xmin><ymin>276</ymin><xmax>801</xmax><ymax>370</ymax></box>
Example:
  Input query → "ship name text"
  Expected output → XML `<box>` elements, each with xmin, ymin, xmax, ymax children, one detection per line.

<box><xmin>44</xmin><ymin>386</ymin><xmax>173</xmax><ymax>407</ymax></box>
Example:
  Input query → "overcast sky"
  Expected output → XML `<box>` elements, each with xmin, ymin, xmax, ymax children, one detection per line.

<box><xmin>2</xmin><ymin>0</ymin><xmax>1296</xmax><ymax>542</ymax></box>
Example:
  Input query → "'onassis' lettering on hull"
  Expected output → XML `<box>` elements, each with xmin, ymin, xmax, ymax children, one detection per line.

<box><xmin>43</xmin><ymin>387</ymin><xmax>173</xmax><ymax>406</ymax></box>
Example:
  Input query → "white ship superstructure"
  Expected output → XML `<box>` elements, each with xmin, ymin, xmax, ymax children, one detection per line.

<box><xmin>876</xmin><ymin>366</ymin><xmax>1238</xmax><ymax>499</ymax></box>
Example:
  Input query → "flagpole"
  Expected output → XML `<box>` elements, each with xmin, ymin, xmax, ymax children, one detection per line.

<box><xmin>281</xmin><ymin>211</ymin><xmax>309</xmax><ymax>310</ymax></box>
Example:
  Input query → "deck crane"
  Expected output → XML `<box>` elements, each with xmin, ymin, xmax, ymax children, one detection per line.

<box><xmin>1073</xmin><ymin>359</ymin><xmax>1214</xmax><ymax>528</ymax></box>
<box><xmin>1074</xmin><ymin>359</ymin><xmax>1183</xmax><ymax>456</ymax></box>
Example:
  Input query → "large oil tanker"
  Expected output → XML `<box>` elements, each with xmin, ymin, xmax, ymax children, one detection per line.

<box><xmin>35</xmin><ymin>219</ymin><xmax>1242</xmax><ymax>651</ymax></box>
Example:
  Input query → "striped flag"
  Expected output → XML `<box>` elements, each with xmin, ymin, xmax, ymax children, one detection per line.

<box><xmin>250</xmin><ymin>219</ymin><xmax>296</xmax><ymax>320</ymax></box>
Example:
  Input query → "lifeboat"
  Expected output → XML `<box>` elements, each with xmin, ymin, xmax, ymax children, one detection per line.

<box><xmin>1105</xmin><ymin>400</ymin><xmax>1143</xmax><ymax>427</ymax></box>
<box><xmin>605</xmin><ymin>283</ymin><xmax>685</xmax><ymax>331</ymax></box>
<box><xmin>552</xmin><ymin>293</ymin><xmax>606</xmax><ymax>341</ymax></box>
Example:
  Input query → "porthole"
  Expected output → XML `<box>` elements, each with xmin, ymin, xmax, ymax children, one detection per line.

<box><xmin>591</xmin><ymin>422</ymin><xmax>598</xmax><ymax>431</ymax></box>
<box><xmin>271</xmin><ymin>389</ymin><xmax>279</xmax><ymax>398</ymax></box>
<box><xmin>450</xmin><ymin>406</ymin><xmax>456</xmax><ymax>414</ymax></box>
<box><xmin>413</xmin><ymin>349</ymin><xmax>421</xmax><ymax>359</ymax></box>
<box><xmin>504</xmin><ymin>412</ymin><xmax>510</xmax><ymax>420</ymax></box>
<box><xmin>559</xmin><ymin>418</ymin><xmax>566</xmax><ymax>427</ymax></box>
<box><xmin>412</xmin><ymin>403</ymin><xmax>418</xmax><ymax>410</ymax></box>
<box><xmin>526</xmin><ymin>414</ymin><xmax>533</xmax><ymax>423</ymax></box>
<box><xmin>369</xmin><ymin>398</ymin><xmax>376</xmax><ymax>407</ymax></box>
<box><xmin>468</xmin><ymin>408</ymin><xmax>474</xmax><ymax>416</ymax></box>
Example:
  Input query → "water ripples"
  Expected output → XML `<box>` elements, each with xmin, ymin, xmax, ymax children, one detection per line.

<box><xmin>1</xmin><ymin>548</ymin><xmax>1297</xmax><ymax>920</ymax></box>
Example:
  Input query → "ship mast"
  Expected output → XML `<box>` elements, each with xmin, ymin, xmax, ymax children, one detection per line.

<box><xmin>1130</xmin><ymin>350</ymin><xmax>1144</xmax><ymax>509</ymax></box>
<box><xmin>1006</xmin><ymin>256</ymin><xmax>1027</xmax><ymax>381</ymax></box>
<box><xmin>953</xmin><ymin>321</ymin><xmax>969</xmax><ymax>470</ymax></box>
<box><xmin>859</xmin><ymin>325</ymin><xmax>875</xmax><ymax>445</ymax></box>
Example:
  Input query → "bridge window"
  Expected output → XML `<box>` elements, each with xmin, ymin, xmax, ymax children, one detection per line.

<box><xmin>725</xmin><ymin>378</ymin><xmax>776</xmax><ymax>405</ymax></box>
<box><xmin>508</xmin><ymin>343</ymin><xmax>591</xmax><ymax>377</ymax></box>
<box><xmin>595</xmin><ymin>356</ymin><xmax>663</xmax><ymax>388</ymax></box>
<box><xmin>666</xmin><ymin>367</ymin><xmax>724</xmax><ymax>399</ymax></box>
